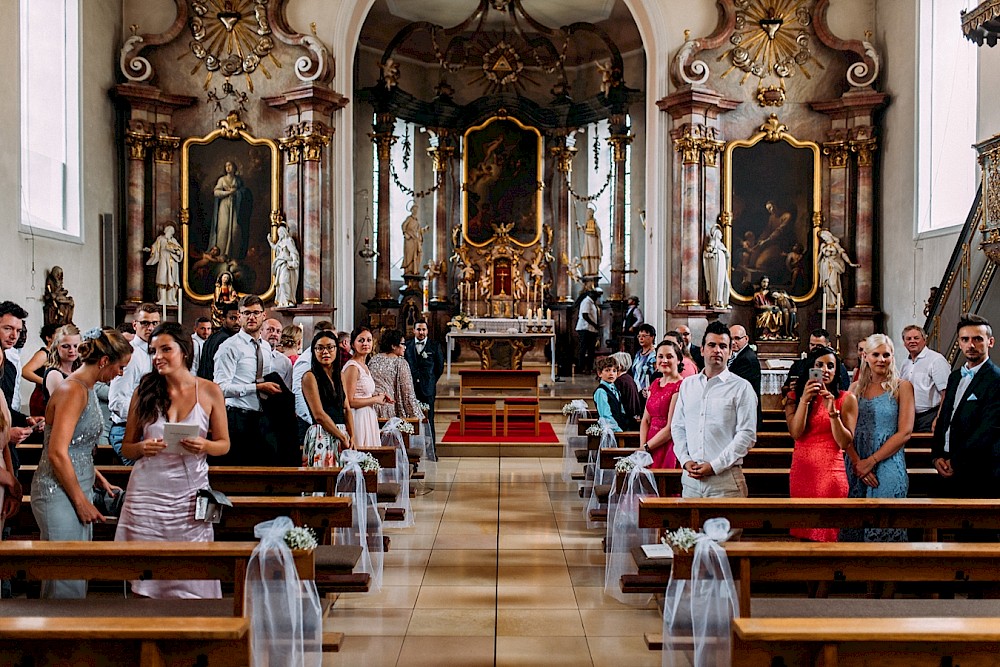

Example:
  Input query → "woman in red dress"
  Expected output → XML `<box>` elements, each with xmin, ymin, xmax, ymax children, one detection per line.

<box><xmin>786</xmin><ymin>345</ymin><xmax>858</xmax><ymax>541</ymax></box>
<box><xmin>639</xmin><ymin>340</ymin><xmax>685</xmax><ymax>468</ymax></box>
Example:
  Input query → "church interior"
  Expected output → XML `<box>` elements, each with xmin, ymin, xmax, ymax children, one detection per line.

<box><xmin>4</xmin><ymin>0</ymin><xmax>1000</xmax><ymax>664</ymax></box>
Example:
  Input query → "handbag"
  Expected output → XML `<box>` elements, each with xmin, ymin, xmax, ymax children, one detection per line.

<box><xmin>92</xmin><ymin>489</ymin><xmax>125</xmax><ymax>517</ymax></box>
<box><xmin>195</xmin><ymin>488</ymin><xmax>232</xmax><ymax>523</ymax></box>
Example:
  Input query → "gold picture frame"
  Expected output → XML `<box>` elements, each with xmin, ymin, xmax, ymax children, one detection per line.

<box><xmin>180</xmin><ymin>111</ymin><xmax>282</xmax><ymax>304</ymax></box>
<box><xmin>462</xmin><ymin>115</ymin><xmax>544</xmax><ymax>248</ymax></box>
<box><xmin>722</xmin><ymin>114</ymin><xmax>822</xmax><ymax>304</ymax></box>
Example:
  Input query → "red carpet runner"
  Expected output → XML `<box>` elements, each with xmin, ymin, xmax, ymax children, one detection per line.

<box><xmin>441</xmin><ymin>419</ymin><xmax>559</xmax><ymax>444</ymax></box>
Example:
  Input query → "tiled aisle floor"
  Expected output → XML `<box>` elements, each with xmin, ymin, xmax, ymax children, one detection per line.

<box><xmin>326</xmin><ymin>457</ymin><xmax>664</xmax><ymax>666</ymax></box>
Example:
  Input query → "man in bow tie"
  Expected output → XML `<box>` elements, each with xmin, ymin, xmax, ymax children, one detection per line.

<box><xmin>405</xmin><ymin>320</ymin><xmax>443</xmax><ymax>460</ymax></box>
<box><xmin>930</xmin><ymin>313</ymin><xmax>1000</xmax><ymax>498</ymax></box>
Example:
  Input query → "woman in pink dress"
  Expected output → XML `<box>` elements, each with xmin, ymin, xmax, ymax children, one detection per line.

<box><xmin>341</xmin><ymin>327</ymin><xmax>393</xmax><ymax>448</ymax></box>
<box><xmin>663</xmin><ymin>332</ymin><xmax>697</xmax><ymax>379</ymax></box>
<box><xmin>785</xmin><ymin>345</ymin><xmax>857</xmax><ymax>542</ymax></box>
<box><xmin>639</xmin><ymin>340</ymin><xmax>685</xmax><ymax>468</ymax></box>
<box><xmin>116</xmin><ymin>323</ymin><xmax>230</xmax><ymax>598</ymax></box>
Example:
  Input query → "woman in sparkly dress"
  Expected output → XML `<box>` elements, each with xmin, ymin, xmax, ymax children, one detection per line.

<box><xmin>368</xmin><ymin>329</ymin><xmax>424</xmax><ymax>422</ymax></box>
<box><xmin>31</xmin><ymin>328</ymin><xmax>132</xmax><ymax>598</ymax></box>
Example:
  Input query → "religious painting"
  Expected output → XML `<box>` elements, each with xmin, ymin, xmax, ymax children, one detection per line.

<box><xmin>181</xmin><ymin>112</ymin><xmax>282</xmax><ymax>303</ymax></box>
<box><xmin>462</xmin><ymin>116</ymin><xmax>543</xmax><ymax>248</ymax></box>
<box><xmin>722</xmin><ymin>115</ymin><xmax>821</xmax><ymax>304</ymax></box>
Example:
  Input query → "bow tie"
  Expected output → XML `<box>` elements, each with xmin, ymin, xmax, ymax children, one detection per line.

<box><xmin>961</xmin><ymin>366</ymin><xmax>976</xmax><ymax>379</ymax></box>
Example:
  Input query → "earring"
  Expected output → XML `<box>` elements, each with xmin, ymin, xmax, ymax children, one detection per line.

<box><xmin>99</xmin><ymin>363</ymin><xmax>106</xmax><ymax>370</ymax></box>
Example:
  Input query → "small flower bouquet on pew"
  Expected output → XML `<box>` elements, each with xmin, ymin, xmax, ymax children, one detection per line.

<box><xmin>662</xmin><ymin>527</ymin><xmax>699</xmax><ymax>554</ymax></box>
<box><xmin>397</xmin><ymin>421</ymin><xmax>415</xmax><ymax>435</ymax></box>
<box><xmin>585</xmin><ymin>424</ymin><xmax>603</xmax><ymax>437</ymax></box>
<box><xmin>284</xmin><ymin>525</ymin><xmax>318</xmax><ymax>552</ymax></box>
<box><xmin>614</xmin><ymin>457</ymin><xmax>637</xmax><ymax>474</ymax></box>
<box><xmin>357</xmin><ymin>452</ymin><xmax>381</xmax><ymax>473</ymax></box>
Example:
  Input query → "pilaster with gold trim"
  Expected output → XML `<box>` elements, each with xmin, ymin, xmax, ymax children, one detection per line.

<box><xmin>427</xmin><ymin>130</ymin><xmax>456</xmax><ymax>303</ymax></box>
<box><xmin>549</xmin><ymin>134</ymin><xmax>577</xmax><ymax>303</ymax></box>
<box><xmin>370</xmin><ymin>113</ymin><xmax>397</xmax><ymax>301</ymax></box>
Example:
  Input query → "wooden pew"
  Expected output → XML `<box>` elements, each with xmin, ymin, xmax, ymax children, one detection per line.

<box><xmin>0</xmin><ymin>541</ymin><xmax>321</xmax><ymax>665</ymax></box>
<box><xmin>16</xmin><ymin>443</ymin><xmax>117</xmax><ymax>466</ymax></box>
<box><xmin>594</xmin><ymin>447</ymin><xmax>938</xmax><ymax>472</ymax></box>
<box><xmin>458</xmin><ymin>369</ymin><xmax>540</xmax><ymax>435</ymax></box>
<box><xmin>731</xmin><ymin>616</ymin><xmax>1000</xmax><ymax>667</ymax></box>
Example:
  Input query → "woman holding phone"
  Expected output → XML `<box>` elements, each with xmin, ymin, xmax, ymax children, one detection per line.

<box><xmin>786</xmin><ymin>345</ymin><xmax>857</xmax><ymax>541</ymax></box>
<box><xmin>115</xmin><ymin>323</ymin><xmax>230</xmax><ymax>598</ymax></box>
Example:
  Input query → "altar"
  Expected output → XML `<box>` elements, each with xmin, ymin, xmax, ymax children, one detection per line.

<box><xmin>446</xmin><ymin>317</ymin><xmax>556</xmax><ymax>380</ymax></box>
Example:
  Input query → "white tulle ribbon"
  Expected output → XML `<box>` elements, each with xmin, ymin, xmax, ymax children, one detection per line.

<box><xmin>379</xmin><ymin>418</ymin><xmax>414</xmax><ymax>528</ymax></box>
<box><xmin>585</xmin><ymin>419</ymin><xmax>620</xmax><ymax>528</ymax></box>
<box><xmin>605</xmin><ymin>450</ymin><xmax>658</xmax><ymax>604</ymax></box>
<box><xmin>335</xmin><ymin>450</ymin><xmax>384</xmax><ymax>592</ymax></box>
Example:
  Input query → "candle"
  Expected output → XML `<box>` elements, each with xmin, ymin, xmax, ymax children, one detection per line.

<box><xmin>836</xmin><ymin>293</ymin><xmax>842</xmax><ymax>345</ymax></box>
<box><xmin>546</xmin><ymin>308</ymin><xmax>551</xmax><ymax>320</ymax></box>
<box><xmin>821</xmin><ymin>290</ymin><xmax>828</xmax><ymax>331</ymax></box>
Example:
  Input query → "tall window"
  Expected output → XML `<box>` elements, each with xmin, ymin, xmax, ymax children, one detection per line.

<box><xmin>20</xmin><ymin>0</ymin><xmax>80</xmax><ymax>238</ymax></box>
<box><xmin>916</xmin><ymin>0</ymin><xmax>978</xmax><ymax>233</ymax></box>
<box><xmin>371</xmin><ymin>117</ymin><xmax>416</xmax><ymax>280</ymax></box>
<box><xmin>586</xmin><ymin>117</ymin><xmax>632</xmax><ymax>282</ymax></box>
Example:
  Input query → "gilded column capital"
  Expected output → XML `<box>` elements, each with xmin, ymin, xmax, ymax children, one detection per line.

<box><xmin>152</xmin><ymin>135</ymin><xmax>180</xmax><ymax>164</ymax></box>
<box><xmin>549</xmin><ymin>144</ymin><xmax>578</xmax><ymax>173</ymax></box>
<box><xmin>822</xmin><ymin>140</ymin><xmax>850</xmax><ymax>169</ymax></box>
<box><xmin>369</xmin><ymin>113</ymin><xmax>397</xmax><ymax>162</ymax></box>
<box><xmin>848</xmin><ymin>126</ymin><xmax>878</xmax><ymax>168</ymax></box>
<box><xmin>673</xmin><ymin>132</ymin><xmax>700</xmax><ymax>165</ymax></box>
<box><xmin>700</xmin><ymin>138</ymin><xmax>725</xmax><ymax>167</ymax></box>
<box><xmin>607</xmin><ymin>131</ymin><xmax>634</xmax><ymax>163</ymax></box>
<box><xmin>279</xmin><ymin>136</ymin><xmax>303</xmax><ymax>165</ymax></box>
<box><xmin>427</xmin><ymin>144</ymin><xmax>456</xmax><ymax>173</ymax></box>
<box><xmin>125</xmin><ymin>130</ymin><xmax>153</xmax><ymax>160</ymax></box>
<box><xmin>301</xmin><ymin>133</ymin><xmax>331</xmax><ymax>162</ymax></box>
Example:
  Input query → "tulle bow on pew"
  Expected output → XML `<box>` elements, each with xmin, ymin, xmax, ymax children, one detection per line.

<box><xmin>662</xmin><ymin>518</ymin><xmax>739</xmax><ymax>667</ymax></box>
<box><xmin>563</xmin><ymin>399</ymin><xmax>590</xmax><ymax>482</ymax></box>
<box><xmin>604</xmin><ymin>450</ymin><xmax>658</xmax><ymax>604</ymax></box>
<box><xmin>246</xmin><ymin>516</ymin><xmax>323</xmax><ymax>667</ymax></box>
<box><xmin>585</xmin><ymin>419</ymin><xmax>619</xmax><ymax>529</ymax></box>
<box><xmin>335</xmin><ymin>450</ymin><xmax>384</xmax><ymax>592</ymax></box>
<box><xmin>379</xmin><ymin>417</ymin><xmax>414</xmax><ymax>528</ymax></box>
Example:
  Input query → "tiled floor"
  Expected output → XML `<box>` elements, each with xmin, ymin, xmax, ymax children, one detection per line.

<box><xmin>325</xmin><ymin>457</ymin><xmax>664</xmax><ymax>666</ymax></box>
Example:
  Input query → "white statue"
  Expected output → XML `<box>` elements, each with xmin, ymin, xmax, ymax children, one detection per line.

<box><xmin>269</xmin><ymin>225</ymin><xmax>300</xmax><ymax>308</ymax></box>
<box><xmin>703</xmin><ymin>224</ymin><xmax>731</xmax><ymax>309</ymax></box>
<box><xmin>578</xmin><ymin>207</ymin><xmax>603</xmax><ymax>277</ymax></box>
<box><xmin>144</xmin><ymin>224</ymin><xmax>183</xmax><ymax>306</ymax></box>
<box><xmin>818</xmin><ymin>229</ymin><xmax>859</xmax><ymax>305</ymax></box>
<box><xmin>401</xmin><ymin>204</ymin><xmax>428</xmax><ymax>276</ymax></box>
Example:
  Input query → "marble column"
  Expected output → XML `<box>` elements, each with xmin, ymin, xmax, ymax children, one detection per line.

<box><xmin>371</xmin><ymin>113</ymin><xmax>397</xmax><ymax>301</ymax></box>
<box><xmin>822</xmin><ymin>130</ymin><xmax>851</xmax><ymax>239</ymax></box>
<box><xmin>672</xmin><ymin>124</ymin><xmax>703</xmax><ymax>307</ymax></box>
<box><xmin>850</xmin><ymin>126</ymin><xmax>877</xmax><ymax>307</ymax></box>
<box><xmin>549</xmin><ymin>137</ymin><xmax>577</xmax><ymax>303</ymax></box>
<box><xmin>427</xmin><ymin>132</ymin><xmax>455</xmax><ymax>303</ymax></box>
<box><xmin>151</xmin><ymin>127</ymin><xmax>179</xmax><ymax>230</ymax></box>
<box><xmin>124</xmin><ymin>122</ymin><xmax>152</xmax><ymax>304</ymax></box>
<box><xmin>607</xmin><ymin>115</ymin><xmax>633</xmax><ymax>303</ymax></box>
<box><xmin>278</xmin><ymin>132</ymin><xmax>303</xmax><ymax>249</ymax></box>
<box><xmin>300</xmin><ymin>124</ymin><xmax>331</xmax><ymax>304</ymax></box>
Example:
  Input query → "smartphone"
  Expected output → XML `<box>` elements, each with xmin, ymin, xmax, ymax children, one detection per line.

<box><xmin>808</xmin><ymin>368</ymin><xmax>824</xmax><ymax>383</ymax></box>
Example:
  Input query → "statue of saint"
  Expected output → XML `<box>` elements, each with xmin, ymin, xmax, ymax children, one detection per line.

<box><xmin>578</xmin><ymin>207</ymin><xmax>603</xmax><ymax>277</ymax></box>
<box><xmin>753</xmin><ymin>276</ymin><xmax>784</xmax><ymax>340</ymax></box>
<box><xmin>401</xmin><ymin>205</ymin><xmax>428</xmax><ymax>276</ymax></box>
<box><xmin>208</xmin><ymin>160</ymin><xmax>252</xmax><ymax>261</ymax></box>
<box><xmin>268</xmin><ymin>225</ymin><xmax>300</xmax><ymax>308</ymax></box>
<box><xmin>145</xmin><ymin>224</ymin><xmax>184</xmax><ymax>306</ymax></box>
<box><xmin>43</xmin><ymin>266</ymin><xmax>75</xmax><ymax>327</ymax></box>
<box><xmin>212</xmin><ymin>271</ymin><xmax>238</xmax><ymax>327</ymax></box>
<box><xmin>702</xmin><ymin>224</ymin><xmax>731</xmax><ymax>308</ymax></box>
<box><xmin>818</xmin><ymin>230</ymin><xmax>859</xmax><ymax>305</ymax></box>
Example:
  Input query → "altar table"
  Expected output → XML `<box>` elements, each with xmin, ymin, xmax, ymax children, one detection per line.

<box><xmin>446</xmin><ymin>331</ymin><xmax>556</xmax><ymax>380</ymax></box>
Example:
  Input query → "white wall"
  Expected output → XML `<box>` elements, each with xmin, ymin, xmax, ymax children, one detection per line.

<box><xmin>1</xmin><ymin>1</ymin><xmax>120</xmax><ymax>361</ymax></box>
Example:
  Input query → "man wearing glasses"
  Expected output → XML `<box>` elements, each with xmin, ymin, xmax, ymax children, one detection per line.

<box><xmin>675</xmin><ymin>324</ymin><xmax>704</xmax><ymax>372</ymax></box>
<box><xmin>108</xmin><ymin>303</ymin><xmax>161</xmax><ymax>464</ymax></box>
<box><xmin>213</xmin><ymin>295</ymin><xmax>281</xmax><ymax>465</ymax></box>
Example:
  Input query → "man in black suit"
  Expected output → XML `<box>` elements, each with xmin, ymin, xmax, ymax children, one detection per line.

<box><xmin>405</xmin><ymin>319</ymin><xmax>443</xmax><ymax>460</ymax></box>
<box><xmin>782</xmin><ymin>328</ymin><xmax>850</xmax><ymax>398</ymax></box>
<box><xmin>676</xmin><ymin>324</ymin><xmax>704</xmax><ymax>371</ymax></box>
<box><xmin>197</xmin><ymin>301</ymin><xmax>241</xmax><ymax>381</ymax></box>
<box><xmin>931</xmin><ymin>313</ymin><xmax>1000</xmax><ymax>499</ymax></box>
<box><xmin>728</xmin><ymin>324</ymin><xmax>763</xmax><ymax>431</ymax></box>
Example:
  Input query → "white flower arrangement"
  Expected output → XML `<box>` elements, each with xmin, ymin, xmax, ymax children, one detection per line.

<box><xmin>661</xmin><ymin>527</ymin><xmax>699</xmax><ymax>553</ymax></box>
<box><xmin>358</xmin><ymin>452</ymin><xmax>381</xmax><ymax>473</ymax></box>
<box><xmin>585</xmin><ymin>424</ymin><xmax>603</xmax><ymax>437</ymax></box>
<box><xmin>614</xmin><ymin>457</ymin><xmax>636</xmax><ymax>474</ymax></box>
<box><xmin>418</xmin><ymin>402</ymin><xmax>430</xmax><ymax>413</ymax></box>
<box><xmin>398</xmin><ymin>421</ymin><xmax>415</xmax><ymax>435</ymax></box>
<box><xmin>562</xmin><ymin>403</ymin><xmax>579</xmax><ymax>416</ymax></box>
<box><xmin>284</xmin><ymin>526</ymin><xmax>318</xmax><ymax>551</ymax></box>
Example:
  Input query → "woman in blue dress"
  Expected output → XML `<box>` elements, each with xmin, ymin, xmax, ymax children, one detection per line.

<box><xmin>31</xmin><ymin>328</ymin><xmax>133</xmax><ymax>598</ymax></box>
<box><xmin>841</xmin><ymin>333</ymin><xmax>914</xmax><ymax>542</ymax></box>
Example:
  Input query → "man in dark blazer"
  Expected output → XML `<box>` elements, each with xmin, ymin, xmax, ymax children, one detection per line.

<box><xmin>676</xmin><ymin>324</ymin><xmax>704</xmax><ymax>371</ymax></box>
<box><xmin>728</xmin><ymin>324</ymin><xmax>763</xmax><ymax>431</ymax></box>
<box><xmin>405</xmin><ymin>319</ymin><xmax>443</xmax><ymax>459</ymax></box>
<box><xmin>931</xmin><ymin>313</ymin><xmax>1000</xmax><ymax>499</ymax></box>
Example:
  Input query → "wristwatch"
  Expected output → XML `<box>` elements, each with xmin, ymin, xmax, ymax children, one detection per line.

<box><xmin>643</xmin><ymin>443</ymin><xmax>651</xmax><ymax>452</ymax></box>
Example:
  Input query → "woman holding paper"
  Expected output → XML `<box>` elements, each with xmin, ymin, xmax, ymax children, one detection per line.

<box><xmin>116</xmin><ymin>322</ymin><xmax>230</xmax><ymax>599</ymax></box>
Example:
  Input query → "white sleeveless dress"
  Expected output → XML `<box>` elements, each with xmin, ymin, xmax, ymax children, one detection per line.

<box><xmin>343</xmin><ymin>359</ymin><xmax>380</xmax><ymax>448</ymax></box>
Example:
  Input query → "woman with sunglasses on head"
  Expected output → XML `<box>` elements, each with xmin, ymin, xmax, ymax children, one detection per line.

<box><xmin>32</xmin><ymin>328</ymin><xmax>132</xmax><ymax>598</ymax></box>
<box><xmin>786</xmin><ymin>345</ymin><xmax>857</xmax><ymax>542</ymax></box>
<box><xmin>301</xmin><ymin>331</ymin><xmax>355</xmax><ymax>467</ymax></box>
<box><xmin>342</xmin><ymin>327</ymin><xmax>393</xmax><ymax>448</ymax></box>
<box><xmin>115</xmin><ymin>322</ymin><xmax>230</xmax><ymax>599</ymax></box>
<box><xmin>841</xmin><ymin>334</ymin><xmax>914</xmax><ymax>542</ymax></box>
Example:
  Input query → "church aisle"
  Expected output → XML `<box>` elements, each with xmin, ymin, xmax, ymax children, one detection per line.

<box><xmin>326</xmin><ymin>457</ymin><xmax>663</xmax><ymax>666</ymax></box>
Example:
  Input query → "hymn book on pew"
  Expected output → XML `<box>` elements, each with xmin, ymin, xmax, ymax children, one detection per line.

<box><xmin>162</xmin><ymin>422</ymin><xmax>200</xmax><ymax>455</ymax></box>
<box><xmin>641</xmin><ymin>543</ymin><xmax>674</xmax><ymax>559</ymax></box>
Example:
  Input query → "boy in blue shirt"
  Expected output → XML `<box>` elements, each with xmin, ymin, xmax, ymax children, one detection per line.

<box><xmin>593</xmin><ymin>356</ymin><xmax>636</xmax><ymax>432</ymax></box>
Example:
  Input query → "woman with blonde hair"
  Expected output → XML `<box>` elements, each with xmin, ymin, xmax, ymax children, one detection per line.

<box><xmin>841</xmin><ymin>333</ymin><xmax>914</xmax><ymax>542</ymax></box>
<box><xmin>41</xmin><ymin>325</ymin><xmax>82</xmax><ymax>408</ymax></box>
<box><xmin>278</xmin><ymin>324</ymin><xmax>303</xmax><ymax>364</ymax></box>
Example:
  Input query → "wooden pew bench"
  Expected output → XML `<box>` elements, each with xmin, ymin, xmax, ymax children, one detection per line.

<box><xmin>730</xmin><ymin>616</ymin><xmax>1000</xmax><ymax>667</ymax></box>
<box><xmin>0</xmin><ymin>540</ymin><xmax>331</xmax><ymax>660</ymax></box>
<box><xmin>16</xmin><ymin>443</ymin><xmax>117</xmax><ymax>467</ymax></box>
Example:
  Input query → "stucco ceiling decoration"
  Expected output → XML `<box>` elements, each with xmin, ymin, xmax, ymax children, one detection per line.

<box><xmin>670</xmin><ymin>0</ymin><xmax>881</xmax><ymax>98</ymax></box>
<box><xmin>384</xmin><ymin>0</ymin><xmax>614</xmax><ymax>29</ymax></box>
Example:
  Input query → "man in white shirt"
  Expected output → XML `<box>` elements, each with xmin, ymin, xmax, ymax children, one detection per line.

<box><xmin>262</xmin><ymin>317</ymin><xmax>293</xmax><ymax>389</ymax></box>
<box><xmin>575</xmin><ymin>290</ymin><xmax>600</xmax><ymax>375</ymax></box>
<box><xmin>899</xmin><ymin>324</ymin><xmax>950</xmax><ymax>432</ymax></box>
<box><xmin>672</xmin><ymin>320</ymin><xmax>758</xmax><ymax>499</ymax></box>
<box><xmin>108</xmin><ymin>303</ymin><xmax>160</xmax><ymax>464</ymax></box>
<box><xmin>291</xmin><ymin>321</ymin><xmax>336</xmax><ymax>446</ymax></box>
<box><xmin>190</xmin><ymin>317</ymin><xmax>212</xmax><ymax>374</ymax></box>
<box><xmin>214</xmin><ymin>295</ymin><xmax>281</xmax><ymax>465</ymax></box>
